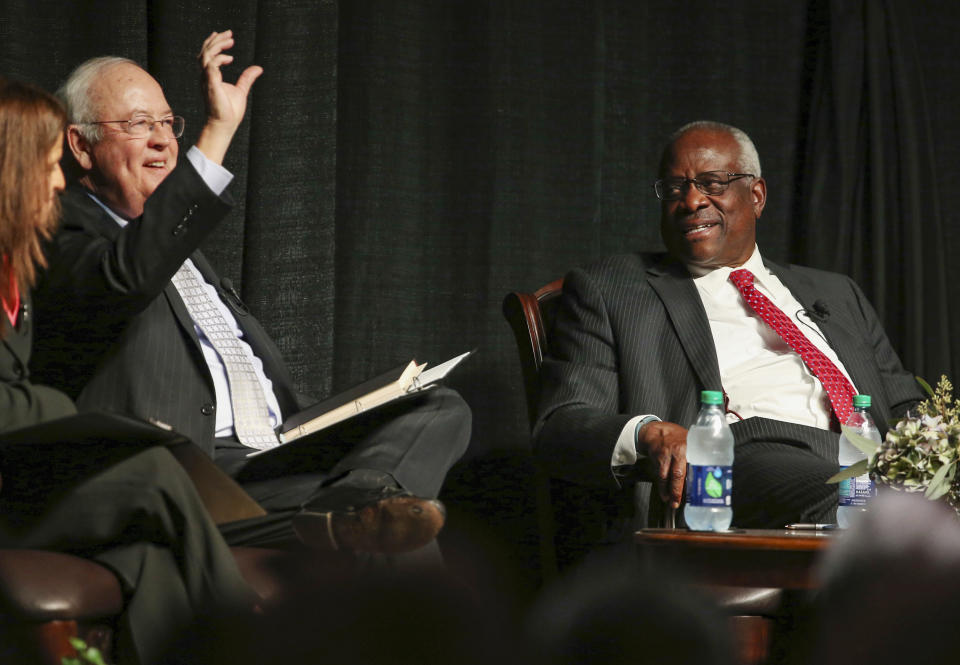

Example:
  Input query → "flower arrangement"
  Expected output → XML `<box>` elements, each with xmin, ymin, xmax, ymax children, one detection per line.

<box><xmin>829</xmin><ymin>376</ymin><xmax>960</xmax><ymax>511</ymax></box>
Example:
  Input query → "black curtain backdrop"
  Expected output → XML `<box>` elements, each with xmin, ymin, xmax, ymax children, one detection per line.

<box><xmin>794</xmin><ymin>0</ymin><xmax>952</xmax><ymax>381</ymax></box>
<box><xmin>2</xmin><ymin>0</ymin><xmax>959</xmax><ymax>589</ymax></box>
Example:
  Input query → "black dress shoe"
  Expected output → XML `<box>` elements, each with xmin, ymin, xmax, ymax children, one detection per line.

<box><xmin>292</xmin><ymin>485</ymin><xmax>446</xmax><ymax>554</ymax></box>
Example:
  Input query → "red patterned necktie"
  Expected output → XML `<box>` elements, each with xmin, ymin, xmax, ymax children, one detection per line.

<box><xmin>729</xmin><ymin>268</ymin><xmax>856</xmax><ymax>424</ymax></box>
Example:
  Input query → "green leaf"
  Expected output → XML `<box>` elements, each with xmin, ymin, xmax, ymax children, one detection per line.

<box><xmin>827</xmin><ymin>459</ymin><xmax>868</xmax><ymax>484</ymax></box>
<box><xmin>925</xmin><ymin>461</ymin><xmax>956</xmax><ymax>500</ymax></box>
<box><xmin>85</xmin><ymin>648</ymin><xmax>108</xmax><ymax>665</ymax></box>
<box><xmin>926</xmin><ymin>480</ymin><xmax>951</xmax><ymax>501</ymax></box>
<box><xmin>62</xmin><ymin>636</ymin><xmax>109</xmax><ymax>665</ymax></box>
<box><xmin>840</xmin><ymin>426</ymin><xmax>882</xmax><ymax>457</ymax></box>
<box><xmin>917</xmin><ymin>375</ymin><xmax>935</xmax><ymax>398</ymax></box>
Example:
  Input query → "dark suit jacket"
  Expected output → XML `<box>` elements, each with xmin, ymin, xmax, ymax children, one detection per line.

<box><xmin>534</xmin><ymin>252</ymin><xmax>923</xmax><ymax>528</ymax></box>
<box><xmin>31</xmin><ymin>161</ymin><xmax>305</xmax><ymax>456</ymax></box>
<box><xmin>0</xmin><ymin>296</ymin><xmax>75</xmax><ymax>432</ymax></box>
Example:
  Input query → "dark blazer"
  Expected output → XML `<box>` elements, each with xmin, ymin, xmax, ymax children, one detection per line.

<box><xmin>0</xmin><ymin>296</ymin><xmax>75</xmax><ymax>432</ymax></box>
<box><xmin>31</xmin><ymin>161</ymin><xmax>304</xmax><ymax>456</ymax></box>
<box><xmin>534</xmin><ymin>252</ymin><xmax>923</xmax><ymax>527</ymax></box>
<box><xmin>0</xmin><ymin>292</ymin><xmax>253</xmax><ymax>665</ymax></box>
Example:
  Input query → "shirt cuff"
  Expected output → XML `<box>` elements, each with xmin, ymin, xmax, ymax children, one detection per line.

<box><xmin>187</xmin><ymin>146</ymin><xmax>233</xmax><ymax>196</ymax></box>
<box><xmin>611</xmin><ymin>414</ymin><xmax>661</xmax><ymax>467</ymax></box>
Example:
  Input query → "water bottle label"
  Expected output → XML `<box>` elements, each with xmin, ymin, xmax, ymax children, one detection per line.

<box><xmin>838</xmin><ymin>467</ymin><xmax>875</xmax><ymax>507</ymax></box>
<box><xmin>686</xmin><ymin>465</ymin><xmax>732</xmax><ymax>507</ymax></box>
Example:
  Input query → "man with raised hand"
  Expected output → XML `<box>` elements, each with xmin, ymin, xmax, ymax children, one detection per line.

<box><xmin>33</xmin><ymin>30</ymin><xmax>470</xmax><ymax>557</ymax></box>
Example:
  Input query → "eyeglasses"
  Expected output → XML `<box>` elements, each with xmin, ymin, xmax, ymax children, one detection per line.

<box><xmin>84</xmin><ymin>115</ymin><xmax>185</xmax><ymax>139</ymax></box>
<box><xmin>654</xmin><ymin>171</ymin><xmax>754</xmax><ymax>201</ymax></box>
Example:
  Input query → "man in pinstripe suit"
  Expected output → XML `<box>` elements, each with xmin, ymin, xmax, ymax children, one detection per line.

<box><xmin>535</xmin><ymin>121</ymin><xmax>923</xmax><ymax>541</ymax></box>
<box><xmin>31</xmin><ymin>32</ymin><xmax>471</xmax><ymax>556</ymax></box>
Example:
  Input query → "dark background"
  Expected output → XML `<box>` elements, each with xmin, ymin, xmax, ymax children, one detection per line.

<box><xmin>2</xmin><ymin>0</ymin><xmax>958</xmax><ymax>592</ymax></box>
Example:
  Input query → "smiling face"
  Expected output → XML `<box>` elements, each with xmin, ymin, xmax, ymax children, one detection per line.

<box><xmin>658</xmin><ymin>128</ymin><xmax>766</xmax><ymax>270</ymax></box>
<box><xmin>69</xmin><ymin>62</ymin><xmax>178</xmax><ymax>219</ymax></box>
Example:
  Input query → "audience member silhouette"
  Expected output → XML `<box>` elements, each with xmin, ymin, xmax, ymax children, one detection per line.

<box><xmin>808</xmin><ymin>491</ymin><xmax>960</xmax><ymax>665</ymax></box>
<box><xmin>526</xmin><ymin>547</ymin><xmax>734</xmax><ymax>665</ymax></box>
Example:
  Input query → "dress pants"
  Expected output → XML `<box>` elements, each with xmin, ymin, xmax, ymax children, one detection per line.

<box><xmin>0</xmin><ymin>446</ymin><xmax>255</xmax><ymax>665</ymax></box>
<box><xmin>731</xmin><ymin>418</ymin><xmax>840</xmax><ymax>528</ymax></box>
<box><xmin>215</xmin><ymin>387</ymin><xmax>472</xmax><ymax>548</ymax></box>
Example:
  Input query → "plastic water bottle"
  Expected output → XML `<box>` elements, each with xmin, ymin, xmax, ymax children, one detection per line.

<box><xmin>837</xmin><ymin>394</ymin><xmax>881</xmax><ymax>528</ymax></box>
<box><xmin>684</xmin><ymin>390</ymin><xmax>734</xmax><ymax>531</ymax></box>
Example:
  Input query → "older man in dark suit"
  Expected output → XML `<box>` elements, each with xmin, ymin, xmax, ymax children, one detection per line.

<box><xmin>0</xmin><ymin>74</ymin><xmax>260</xmax><ymax>665</ymax></box>
<box><xmin>535</xmin><ymin>121</ymin><xmax>923</xmax><ymax>543</ymax></box>
<box><xmin>31</xmin><ymin>31</ymin><xmax>471</xmax><ymax>556</ymax></box>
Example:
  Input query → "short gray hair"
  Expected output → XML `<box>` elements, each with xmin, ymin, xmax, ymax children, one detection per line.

<box><xmin>663</xmin><ymin>121</ymin><xmax>762</xmax><ymax>177</ymax></box>
<box><xmin>58</xmin><ymin>56</ymin><xmax>138</xmax><ymax>144</ymax></box>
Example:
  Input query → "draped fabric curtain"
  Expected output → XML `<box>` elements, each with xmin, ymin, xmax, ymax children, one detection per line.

<box><xmin>793</xmin><ymin>0</ymin><xmax>954</xmax><ymax>384</ymax></box>
<box><xmin>2</xmin><ymin>0</ymin><xmax>958</xmax><ymax>583</ymax></box>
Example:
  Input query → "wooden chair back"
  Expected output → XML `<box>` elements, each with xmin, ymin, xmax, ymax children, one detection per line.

<box><xmin>501</xmin><ymin>278</ymin><xmax>564</xmax><ymax>429</ymax></box>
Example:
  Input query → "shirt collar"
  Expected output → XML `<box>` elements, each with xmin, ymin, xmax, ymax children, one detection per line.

<box><xmin>86</xmin><ymin>191</ymin><xmax>129</xmax><ymax>228</ymax></box>
<box><xmin>689</xmin><ymin>245</ymin><xmax>766</xmax><ymax>297</ymax></box>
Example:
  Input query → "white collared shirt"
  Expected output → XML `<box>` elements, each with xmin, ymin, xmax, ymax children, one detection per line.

<box><xmin>88</xmin><ymin>146</ymin><xmax>283</xmax><ymax>438</ymax></box>
<box><xmin>612</xmin><ymin>245</ymin><xmax>856</xmax><ymax>468</ymax></box>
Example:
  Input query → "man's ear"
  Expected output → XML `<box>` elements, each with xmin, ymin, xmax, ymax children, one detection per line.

<box><xmin>66</xmin><ymin>125</ymin><xmax>94</xmax><ymax>171</ymax></box>
<box><xmin>751</xmin><ymin>176</ymin><xmax>767</xmax><ymax>219</ymax></box>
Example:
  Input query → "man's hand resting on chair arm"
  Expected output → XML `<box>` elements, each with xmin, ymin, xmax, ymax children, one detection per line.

<box><xmin>637</xmin><ymin>421</ymin><xmax>688</xmax><ymax>510</ymax></box>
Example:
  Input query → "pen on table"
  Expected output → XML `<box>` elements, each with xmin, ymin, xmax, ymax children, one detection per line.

<box><xmin>785</xmin><ymin>523</ymin><xmax>837</xmax><ymax>530</ymax></box>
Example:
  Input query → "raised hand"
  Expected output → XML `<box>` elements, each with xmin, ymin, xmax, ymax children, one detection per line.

<box><xmin>196</xmin><ymin>29</ymin><xmax>263</xmax><ymax>164</ymax></box>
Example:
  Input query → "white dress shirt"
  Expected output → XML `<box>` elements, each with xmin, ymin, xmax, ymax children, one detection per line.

<box><xmin>612</xmin><ymin>246</ymin><xmax>856</xmax><ymax>469</ymax></box>
<box><xmin>89</xmin><ymin>146</ymin><xmax>283</xmax><ymax>438</ymax></box>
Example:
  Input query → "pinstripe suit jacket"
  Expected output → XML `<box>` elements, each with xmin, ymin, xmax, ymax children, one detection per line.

<box><xmin>31</xmin><ymin>162</ymin><xmax>304</xmax><ymax>457</ymax></box>
<box><xmin>534</xmin><ymin>252</ymin><xmax>923</xmax><ymax>512</ymax></box>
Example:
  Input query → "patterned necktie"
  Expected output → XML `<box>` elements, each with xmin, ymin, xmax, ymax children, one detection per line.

<box><xmin>171</xmin><ymin>264</ymin><xmax>280</xmax><ymax>450</ymax></box>
<box><xmin>729</xmin><ymin>268</ymin><xmax>856</xmax><ymax>424</ymax></box>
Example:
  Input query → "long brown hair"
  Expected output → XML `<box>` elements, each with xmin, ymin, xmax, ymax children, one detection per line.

<box><xmin>0</xmin><ymin>77</ymin><xmax>66</xmax><ymax>312</ymax></box>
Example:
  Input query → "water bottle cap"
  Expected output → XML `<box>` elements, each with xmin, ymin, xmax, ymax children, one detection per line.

<box><xmin>700</xmin><ymin>390</ymin><xmax>723</xmax><ymax>405</ymax></box>
<box><xmin>853</xmin><ymin>394</ymin><xmax>871</xmax><ymax>408</ymax></box>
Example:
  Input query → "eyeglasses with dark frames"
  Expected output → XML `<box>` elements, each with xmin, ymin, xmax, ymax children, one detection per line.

<box><xmin>654</xmin><ymin>171</ymin><xmax>754</xmax><ymax>201</ymax></box>
<box><xmin>83</xmin><ymin>115</ymin><xmax>185</xmax><ymax>139</ymax></box>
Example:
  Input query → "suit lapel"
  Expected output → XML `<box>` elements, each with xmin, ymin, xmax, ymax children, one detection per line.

<box><xmin>66</xmin><ymin>185</ymin><xmax>204</xmax><ymax>349</ymax></box>
<box><xmin>164</xmin><ymin>279</ymin><xmax>203</xmax><ymax>348</ymax></box>
<box><xmin>766</xmin><ymin>259</ymin><xmax>852</xmax><ymax>356</ymax></box>
<box><xmin>188</xmin><ymin>252</ymin><xmax>250</xmax><ymax>325</ymax></box>
<box><xmin>1</xmin><ymin>302</ymin><xmax>30</xmax><ymax>371</ymax></box>
<box><xmin>646</xmin><ymin>258</ymin><xmax>724</xmax><ymax>392</ymax></box>
<box><xmin>766</xmin><ymin>259</ymin><xmax>881</xmax><ymax>402</ymax></box>
<box><xmin>188</xmin><ymin>252</ymin><xmax>222</xmax><ymax>293</ymax></box>
<box><xmin>763</xmin><ymin>259</ymin><xmax>818</xmax><ymax>312</ymax></box>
